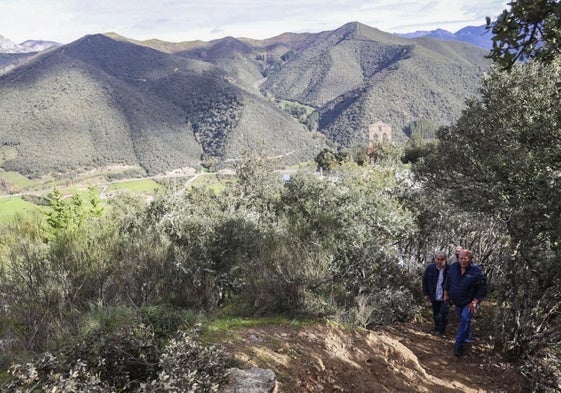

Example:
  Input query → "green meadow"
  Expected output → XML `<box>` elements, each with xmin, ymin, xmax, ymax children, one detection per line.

<box><xmin>106</xmin><ymin>179</ymin><xmax>162</xmax><ymax>194</ymax></box>
<box><xmin>0</xmin><ymin>174</ymin><xmax>236</xmax><ymax>225</ymax></box>
<box><xmin>0</xmin><ymin>196</ymin><xmax>45</xmax><ymax>226</ymax></box>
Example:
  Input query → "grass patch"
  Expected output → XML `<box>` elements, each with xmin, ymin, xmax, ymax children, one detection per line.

<box><xmin>189</xmin><ymin>174</ymin><xmax>234</xmax><ymax>194</ymax></box>
<box><xmin>279</xmin><ymin>100</ymin><xmax>315</xmax><ymax>115</ymax></box>
<box><xmin>0</xmin><ymin>196</ymin><xmax>45</xmax><ymax>225</ymax></box>
<box><xmin>0</xmin><ymin>170</ymin><xmax>43</xmax><ymax>193</ymax></box>
<box><xmin>106</xmin><ymin>179</ymin><xmax>162</xmax><ymax>194</ymax></box>
<box><xmin>201</xmin><ymin>316</ymin><xmax>299</xmax><ymax>342</ymax></box>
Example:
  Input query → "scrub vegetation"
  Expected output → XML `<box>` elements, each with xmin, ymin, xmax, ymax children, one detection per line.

<box><xmin>1</xmin><ymin>2</ymin><xmax>560</xmax><ymax>391</ymax></box>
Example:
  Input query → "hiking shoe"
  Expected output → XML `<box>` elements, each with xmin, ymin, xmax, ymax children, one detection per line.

<box><xmin>454</xmin><ymin>343</ymin><xmax>464</xmax><ymax>357</ymax></box>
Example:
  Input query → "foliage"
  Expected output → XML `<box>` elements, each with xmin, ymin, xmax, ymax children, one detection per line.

<box><xmin>280</xmin><ymin>164</ymin><xmax>416</xmax><ymax>310</ymax></box>
<box><xmin>45</xmin><ymin>186</ymin><xmax>103</xmax><ymax>238</ymax></box>
<box><xmin>349</xmin><ymin>288</ymin><xmax>419</xmax><ymax>328</ymax></box>
<box><xmin>414</xmin><ymin>60</ymin><xmax>561</xmax><ymax>368</ymax></box>
<box><xmin>5</xmin><ymin>355</ymin><xmax>112</xmax><ymax>392</ymax></box>
<box><xmin>519</xmin><ymin>352</ymin><xmax>561</xmax><ymax>393</ymax></box>
<box><xmin>401</xmin><ymin>132</ymin><xmax>429</xmax><ymax>164</ymax></box>
<box><xmin>0</xmin><ymin>152</ymin><xmax>425</xmax><ymax>387</ymax></box>
<box><xmin>487</xmin><ymin>0</ymin><xmax>561</xmax><ymax>69</ymax></box>
<box><xmin>314</xmin><ymin>148</ymin><xmax>346</xmax><ymax>171</ymax></box>
<box><xmin>400</xmin><ymin>185</ymin><xmax>511</xmax><ymax>284</ymax></box>
<box><xmin>367</xmin><ymin>141</ymin><xmax>403</xmax><ymax>166</ymax></box>
<box><xmin>404</xmin><ymin>119</ymin><xmax>438</xmax><ymax>139</ymax></box>
<box><xmin>3</xmin><ymin>326</ymin><xmax>229</xmax><ymax>393</ymax></box>
<box><xmin>0</xmin><ymin>189</ymin><xmax>112</xmax><ymax>352</ymax></box>
<box><xmin>141</xmin><ymin>330</ymin><xmax>230</xmax><ymax>392</ymax></box>
<box><xmin>187</xmin><ymin>89</ymin><xmax>244</xmax><ymax>158</ymax></box>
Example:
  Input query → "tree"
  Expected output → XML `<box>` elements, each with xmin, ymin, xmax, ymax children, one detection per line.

<box><xmin>415</xmin><ymin>60</ymin><xmax>561</xmax><ymax>364</ymax></box>
<box><xmin>280</xmin><ymin>163</ymin><xmax>418</xmax><ymax>324</ymax></box>
<box><xmin>45</xmin><ymin>187</ymin><xmax>104</xmax><ymax>239</ymax></box>
<box><xmin>405</xmin><ymin>119</ymin><xmax>437</xmax><ymax>139</ymax></box>
<box><xmin>401</xmin><ymin>132</ymin><xmax>429</xmax><ymax>164</ymax></box>
<box><xmin>315</xmin><ymin>148</ymin><xmax>340</xmax><ymax>171</ymax></box>
<box><xmin>487</xmin><ymin>0</ymin><xmax>561</xmax><ymax>69</ymax></box>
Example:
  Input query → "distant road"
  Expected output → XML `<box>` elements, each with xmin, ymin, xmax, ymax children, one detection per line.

<box><xmin>0</xmin><ymin>171</ymin><xmax>209</xmax><ymax>199</ymax></box>
<box><xmin>0</xmin><ymin>166</ymin><xmax>298</xmax><ymax>200</ymax></box>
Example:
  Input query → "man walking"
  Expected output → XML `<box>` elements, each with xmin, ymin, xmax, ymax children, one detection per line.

<box><xmin>422</xmin><ymin>251</ymin><xmax>450</xmax><ymax>337</ymax></box>
<box><xmin>444</xmin><ymin>249</ymin><xmax>487</xmax><ymax>357</ymax></box>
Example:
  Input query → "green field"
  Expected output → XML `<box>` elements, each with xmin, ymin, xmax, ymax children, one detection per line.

<box><xmin>0</xmin><ymin>196</ymin><xmax>45</xmax><ymax>226</ymax></box>
<box><xmin>188</xmin><ymin>174</ymin><xmax>234</xmax><ymax>194</ymax></box>
<box><xmin>0</xmin><ymin>173</ymin><xmax>237</xmax><ymax>226</ymax></box>
<box><xmin>279</xmin><ymin>99</ymin><xmax>315</xmax><ymax>114</ymax></box>
<box><xmin>106</xmin><ymin>179</ymin><xmax>162</xmax><ymax>194</ymax></box>
<box><xmin>0</xmin><ymin>170</ymin><xmax>48</xmax><ymax>194</ymax></box>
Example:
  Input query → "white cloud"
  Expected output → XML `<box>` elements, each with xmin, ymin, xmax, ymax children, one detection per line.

<box><xmin>0</xmin><ymin>0</ymin><xmax>509</xmax><ymax>44</ymax></box>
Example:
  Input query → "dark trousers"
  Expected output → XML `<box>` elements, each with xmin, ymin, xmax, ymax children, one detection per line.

<box><xmin>430</xmin><ymin>299</ymin><xmax>450</xmax><ymax>334</ymax></box>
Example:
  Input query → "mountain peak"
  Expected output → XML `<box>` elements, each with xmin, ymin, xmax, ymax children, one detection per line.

<box><xmin>0</xmin><ymin>35</ymin><xmax>60</xmax><ymax>53</ymax></box>
<box><xmin>0</xmin><ymin>35</ymin><xmax>20</xmax><ymax>53</ymax></box>
<box><xmin>331</xmin><ymin>21</ymin><xmax>399</xmax><ymax>43</ymax></box>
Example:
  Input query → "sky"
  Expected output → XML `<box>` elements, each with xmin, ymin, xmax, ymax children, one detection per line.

<box><xmin>1</xmin><ymin>0</ymin><xmax>509</xmax><ymax>44</ymax></box>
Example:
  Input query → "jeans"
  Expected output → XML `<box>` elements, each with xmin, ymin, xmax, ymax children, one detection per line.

<box><xmin>455</xmin><ymin>304</ymin><xmax>475</xmax><ymax>344</ymax></box>
<box><xmin>430</xmin><ymin>299</ymin><xmax>449</xmax><ymax>333</ymax></box>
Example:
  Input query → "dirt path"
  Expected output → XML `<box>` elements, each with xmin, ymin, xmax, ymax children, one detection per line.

<box><xmin>380</xmin><ymin>319</ymin><xmax>522</xmax><ymax>393</ymax></box>
<box><xmin>221</xmin><ymin>309</ymin><xmax>523</xmax><ymax>392</ymax></box>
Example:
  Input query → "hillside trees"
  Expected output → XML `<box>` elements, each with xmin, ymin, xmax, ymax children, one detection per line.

<box><xmin>0</xmin><ymin>189</ymin><xmax>116</xmax><ymax>351</ymax></box>
<box><xmin>400</xmin><ymin>186</ymin><xmax>510</xmax><ymax>282</ymax></box>
<box><xmin>315</xmin><ymin>148</ymin><xmax>346</xmax><ymax>171</ymax></box>
<box><xmin>0</xmin><ymin>148</ymin><xmax>428</xmax><ymax>388</ymax></box>
<box><xmin>279</xmin><ymin>162</ymin><xmax>418</xmax><ymax>324</ymax></box>
<box><xmin>415</xmin><ymin>60</ymin><xmax>561</xmax><ymax>385</ymax></box>
<box><xmin>405</xmin><ymin>119</ymin><xmax>437</xmax><ymax>140</ymax></box>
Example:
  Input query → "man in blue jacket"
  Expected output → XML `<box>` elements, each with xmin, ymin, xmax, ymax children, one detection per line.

<box><xmin>422</xmin><ymin>251</ymin><xmax>450</xmax><ymax>337</ymax></box>
<box><xmin>444</xmin><ymin>249</ymin><xmax>487</xmax><ymax>357</ymax></box>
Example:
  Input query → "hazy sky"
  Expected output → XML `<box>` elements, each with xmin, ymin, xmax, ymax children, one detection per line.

<box><xmin>1</xmin><ymin>0</ymin><xmax>509</xmax><ymax>44</ymax></box>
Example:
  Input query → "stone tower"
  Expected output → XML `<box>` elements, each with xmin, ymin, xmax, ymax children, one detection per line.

<box><xmin>368</xmin><ymin>121</ymin><xmax>392</xmax><ymax>144</ymax></box>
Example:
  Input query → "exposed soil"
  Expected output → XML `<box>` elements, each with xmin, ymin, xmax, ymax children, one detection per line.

<box><xmin>221</xmin><ymin>306</ymin><xmax>524</xmax><ymax>392</ymax></box>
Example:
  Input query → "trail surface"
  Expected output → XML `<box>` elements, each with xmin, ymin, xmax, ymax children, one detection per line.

<box><xmin>222</xmin><ymin>307</ymin><xmax>523</xmax><ymax>392</ymax></box>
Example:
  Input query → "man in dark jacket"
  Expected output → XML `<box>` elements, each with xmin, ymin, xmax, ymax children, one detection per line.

<box><xmin>422</xmin><ymin>251</ymin><xmax>449</xmax><ymax>337</ymax></box>
<box><xmin>449</xmin><ymin>245</ymin><xmax>463</xmax><ymax>264</ymax></box>
<box><xmin>444</xmin><ymin>249</ymin><xmax>487</xmax><ymax>357</ymax></box>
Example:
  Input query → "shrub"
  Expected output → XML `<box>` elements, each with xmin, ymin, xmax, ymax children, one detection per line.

<box><xmin>141</xmin><ymin>329</ymin><xmax>230</xmax><ymax>392</ymax></box>
<box><xmin>3</xmin><ymin>324</ymin><xmax>159</xmax><ymax>392</ymax></box>
<box><xmin>2</xmin><ymin>324</ymin><xmax>230</xmax><ymax>392</ymax></box>
<box><xmin>519</xmin><ymin>352</ymin><xmax>561</xmax><ymax>393</ymax></box>
<box><xmin>141</xmin><ymin>305</ymin><xmax>196</xmax><ymax>338</ymax></box>
<box><xmin>5</xmin><ymin>355</ymin><xmax>111</xmax><ymax>392</ymax></box>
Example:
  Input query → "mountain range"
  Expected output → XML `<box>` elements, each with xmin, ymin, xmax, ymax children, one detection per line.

<box><xmin>396</xmin><ymin>24</ymin><xmax>493</xmax><ymax>50</ymax></box>
<box><xmin>0</xmin><ymin>22</ymin><xmax>491</xmax><ymax>177</ymax></box>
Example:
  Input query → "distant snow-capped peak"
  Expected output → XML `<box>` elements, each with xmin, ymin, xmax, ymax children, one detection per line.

<box><xmin>0</xmin><ymin>35</ymin><xmax>21</xmax><ymax>52</ymax></box>
<box><xmin>0</xmin><ymin>35</ymin><xmax>60</xmax><ymax>53</ymax></box>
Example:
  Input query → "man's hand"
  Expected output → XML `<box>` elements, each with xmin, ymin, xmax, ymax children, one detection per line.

<box><xmin>469</xmin><ymin>299</ymin><xmax>479</xmax><ymax>314</ymax></box>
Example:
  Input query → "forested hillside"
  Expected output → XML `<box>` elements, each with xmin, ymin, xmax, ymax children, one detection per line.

<box><xmin>260</xmin><ymin>22</ymin><xmax>490</xmax><ymax>145</ymax></box>
<box><xmin>0</xmin><ymin>34</ymin><xmax>323</xmax><ymax>177</ymax></box>
<box><xmin>0</xmin><ymin>21</ymin><xmax>489</xmax><ymax>178</ymax></box>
